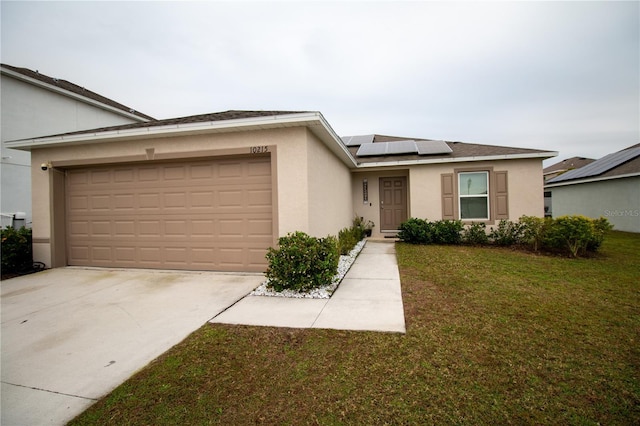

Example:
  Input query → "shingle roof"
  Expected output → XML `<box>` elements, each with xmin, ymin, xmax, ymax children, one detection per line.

<box><xmin>344</xmin><ymin>134</ymin><xmax>555</xmax><ymax>164</ymax></box>
<box><xmin>1</xmin><ymin>64</ymin><xmax>156</xmax><ymax>121</ymax></box>
<box><xmin>547</xmin><ymin>144</ymin><xmax>640</xmax><ymax>184</ymax></box>
<box><xmin>24</xmin><ymin>110</ymin><xmax>310</xmax><ymax>140</ymax></box>
<box><xmin>544</xmin><ymin>156</ymin><xmax>595</xmax><ymax>174</ymax></box>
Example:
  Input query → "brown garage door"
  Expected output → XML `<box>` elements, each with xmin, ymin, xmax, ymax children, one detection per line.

<box><xmin>66</xmin><ymin>155</ymin><xmax>273</xmax><ymax>272</ymax></box>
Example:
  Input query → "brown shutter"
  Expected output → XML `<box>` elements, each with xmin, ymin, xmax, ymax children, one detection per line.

<box><xmin>494</xmin><ymin>171</ymin><xmax>509</xmax><ymax>220</ymax></box>
<box><xmin>441</xmin><ymin>173</ymin><xmax>455</xmax><ymax>220</ymax></box>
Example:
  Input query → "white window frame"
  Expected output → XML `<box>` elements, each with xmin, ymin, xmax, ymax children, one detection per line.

<box><xmin>458</xmin><ymin>171</ymin><xmax>490</xmax><ymax>220</ymax></box>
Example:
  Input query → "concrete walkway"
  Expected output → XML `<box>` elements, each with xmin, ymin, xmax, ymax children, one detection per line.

<box><xmin>211</xmin><ymin>241</ymin><xmax>406</xmax><ymax>333</ymax></box>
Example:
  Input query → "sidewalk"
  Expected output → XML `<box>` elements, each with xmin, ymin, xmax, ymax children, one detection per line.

<box><xmin>210</xmin><ymin>241</ymin><xmax>406</xmax><ymax>333</ymax></box>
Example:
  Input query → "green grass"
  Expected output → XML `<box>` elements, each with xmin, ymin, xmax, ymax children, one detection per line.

<box><xmin>70</xmin><ymin>231</ymin><xmax>640</xmax><ymax>425</ymax></box>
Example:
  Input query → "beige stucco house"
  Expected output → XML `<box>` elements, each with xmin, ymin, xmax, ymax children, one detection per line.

<box><xmin>6</xmin><ymin>110</ymin><xmax>556</xmax><ymax>272</ymax></box>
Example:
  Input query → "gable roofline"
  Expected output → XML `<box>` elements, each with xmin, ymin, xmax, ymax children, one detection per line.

<box><xmin>1</xmin><ymin>64</ymin><xmax>155</xmax><ymax>122</ymax></box>
<box><xmin>5</xmin><ymin>110</ymin><xmax>359</xmax><ymax>168</ymax></box>
<box><xmin>356</xmin><ymin>151</ymin><xmax>557</xmax><ymax>168</ymax></box>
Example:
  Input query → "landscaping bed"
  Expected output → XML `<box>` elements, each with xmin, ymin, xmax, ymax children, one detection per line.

<box><xmin>250</xmin><ymin>239</ymin><xmax>366</xmax><ymax>299</ymax></box>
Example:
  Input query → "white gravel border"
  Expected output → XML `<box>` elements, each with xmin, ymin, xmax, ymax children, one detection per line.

<box><xmin>250</xmin><ymin>239</ymin><xmax>366</xmax><ymax>299</ymax></box>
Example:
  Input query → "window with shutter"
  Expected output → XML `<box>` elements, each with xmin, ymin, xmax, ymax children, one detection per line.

<box><xmin>441</xmin><ymin>169</ymin><xmax>509</xmax><ymax>222</ymax></box>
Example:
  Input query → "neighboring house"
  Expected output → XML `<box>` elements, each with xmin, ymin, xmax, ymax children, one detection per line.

<box><xmin>545</xmin><ymin>144</ymin><xmax>640</xmax><ymax>233</ymax></box>
<box><xmin>6</xmin><ymin>110</ymin><xmax>556</xmax><ymax>272</ymax></box>
<box><xmin>543</xmin><ymin>156</ymin><xmax>595</xmax><ymax>182</ymax></box>
<box><xmin>542</xmin><ymin>156</ymin><xmax>595</xmax><ymax>216</ymax></box>
<box><xmin>0</xmin><ymin>64</ymin><xmax>154</xmax><ymax>228</ymax></box>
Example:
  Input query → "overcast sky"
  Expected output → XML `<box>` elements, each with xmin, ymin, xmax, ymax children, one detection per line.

<box><xmin>2</xmin><ymin>1</ymin><xmax>638</xmax><ymax>165</ymax></box>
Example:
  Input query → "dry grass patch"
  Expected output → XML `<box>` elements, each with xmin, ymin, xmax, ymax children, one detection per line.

<box><xmin>70</xmin><ymin>232</ymin><xmax>639</xmax><ymax>425</ymax></box>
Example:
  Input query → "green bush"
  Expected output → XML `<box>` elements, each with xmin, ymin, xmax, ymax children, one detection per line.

<box><xmin>398</xmin><ymin>218</ymin><xmax>463</xmax><ymax>245</ymax></box>
<box><xmin>265</xmin><ymin>232</ymin><xmax>339</xmax><ymax>292</ymax></box>
<box><xmin>489</xmin><ymin>220</ymin><xmax>524</xmax><ymax>246</ymax></box>
<box><xmin>338</xmin><ymin>216</ymin><xmax>368</xmax><ymax>255</ymax></box>
<box><xmin>462</xmin><ymin>222</ymin><xmax>489</xmax><ymax>245</ymax></box>
<box><xmin>338</xmin><ymin>226</ymin><xmax>361</xmax><ymax>255</ymax></box>
<box><xmin>398</xmin><ymin>218</ymin><xmax>433</xmax><ymax>244</ymax></box>
<box><xmin>398</xmin><ymin>215</ymin><xmax>612</xmax><ymax>258</ymax></box>
<box><xmin>431</xmin><ymin>220</ymin><xmax>464</xmax><ymax>244</ymax></box>
<box><xmin>1</xmin><ymin>226</ymin><xmax>33</xmax><ymax>273</ymax></box>
<box><xmin>519</xmin><ymin>215</ymin><xmax>548</xmax><ymax>252</ymax></box>
<box><xmin>544</xmin><ymin>215</ymin><xmax>613</xmax><ymax>257</ymax></box>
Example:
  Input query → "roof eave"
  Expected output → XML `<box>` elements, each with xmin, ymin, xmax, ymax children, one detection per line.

<box><xmin>1</xmin><ymin>66</ymin><xmax>153</xmax><ymax>123</ymax></box>
<box><xmin>544</xmin><ymin>172</ymin><xmax>640</xmax><ymax>188</ymax></box>
<box><xmin>356</xmin><ymin>151</ymin><xmax>558</xmax><ymax>168</ymax></box>
<box><xmin>5</xmin><ymin>111</ymin><xmax>359</xmax><ymax>168</ymax></box>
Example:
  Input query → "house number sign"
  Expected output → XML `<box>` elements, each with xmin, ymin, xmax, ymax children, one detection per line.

<box><xmin>250</xmin><ymin>146</ymin><xmax>269</xmax><ymax>154</ymax></box>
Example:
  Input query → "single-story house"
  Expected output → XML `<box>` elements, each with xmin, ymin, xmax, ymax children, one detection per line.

<box><xmin>545</xmin><ymin>144</ymin><xmax>640</xmax><ymax>233</ymax></box>
<box><xmin>6</xmin><ymin>110</ymin><xmax>557</xmax><ymax>272</ymax></box>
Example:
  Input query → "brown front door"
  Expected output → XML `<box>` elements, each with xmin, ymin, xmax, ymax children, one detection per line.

<box><xmin>379</xmin><ymin>177</ymin><xmax>407</xmax><ymax>231</ymax></box>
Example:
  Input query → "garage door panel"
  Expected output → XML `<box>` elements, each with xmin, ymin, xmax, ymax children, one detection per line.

<box><xmin>91</xmin><ymin>246</ymin><xmax>112</xmax><ymax>261</ymax></box>
<box><xmin>90</xmin><ymin>170</ymin><xmax>110</xmax><ymax>184</ymax></box>
<box><xmin>66</xmin><ymin>156</ymin><xmax>273</xmax><ymax>272</ymax></box>
<box><xmin>69</xmin><ymin>195</ymin><xmax>89</xmax><ymax>212</ymax></box>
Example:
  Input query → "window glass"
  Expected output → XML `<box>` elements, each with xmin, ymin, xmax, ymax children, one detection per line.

<box><xmin>459</xmin><ymin>172</ymin><xmax>487</xmax><ymax>195</ymax></box>
<box><xmin>459</xmin><ymin>172</ymin><xmax>489</xmax><ymax>220</ymax></box>
<box><xmin>460</xmin><ymin>197</ymin><xmax>488</xmax><ymax>219</ymax></box>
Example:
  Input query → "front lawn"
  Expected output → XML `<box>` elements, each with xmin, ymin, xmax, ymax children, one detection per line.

<box><xmin>70</xmin><ymin>231</ymin><xmax>640</xmax><ymax>425</ymax></box>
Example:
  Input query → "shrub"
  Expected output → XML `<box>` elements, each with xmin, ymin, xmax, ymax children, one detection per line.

<box><xmin>587</xmin><ymin>217</ymin><xmax>614</xmax><ymax>252</ymax></box>
<box><xmin>338</xmin><ymin>216</ymin><xmax>369</xmax><ymax>255</ymax></box>
<box><xmin>431</xmin><ymin>220</ymin><xmax>464</xmax><ymax>245</ymax></box>
<box><xmin>519</xmin><ymin>215</ymin><xmax>548</xmax><ymax>252</ymax></box>
<box><xmin>398</xmin><ymin>215</ymin><xmax>612</xmax><ymax>258</ymax></box>
<box><xmin>265</xmin><ymin>232</ymin><xmax>339</xmax><ymax>292</ymax></box>
<box><xmin>398</xmin><ymin>219</ymin><xmax>463</xmax><ymax>245</ymax></box>
<box><xmin>462</xmin><ymin>222</ymin><xmax>489</xmax><ymax>245</ymax></box>
<box><xmin>489</xmin><ymin>220</ymin><xmax>524</xmax><ymax>246</ymax></box>
<box><xmin>338</xmin><ymin>226</ymin><xmax>361</xmax><ymax>255</ymax></box>
<box><xmin>398</xmin><ymin>218</ymin><xmax>432</xmax><ymax>244</ymax></box>
<box><xmin>1</xmin><ymin>226</ymin><xmax>33</xmax><ymax>274</ymax></box>
<box><xmin>544</xmin><ymin>215</ymin><xmax>613</xmax><ymax>257</ymax></box>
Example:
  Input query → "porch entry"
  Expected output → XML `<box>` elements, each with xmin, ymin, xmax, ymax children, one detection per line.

<box><xmin>379</xmin><ymin>176</ymin><xmax>408</xmax><ymax>231</ymax></box>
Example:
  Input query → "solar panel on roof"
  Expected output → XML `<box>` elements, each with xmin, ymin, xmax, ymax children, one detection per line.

<box><xmin>342</xmin><ymin>134</ymin><xmax>374</xmax><ymax>147</ymax></box>
<box><xmin>356</xmin><ymin>139</ymin><xmax>455</xmax><ymax>157</ymax></box>
<box><xmin>356</xmin><ymin>143</ymin><xmax>390</xmax><ymax>156</ymax></box>
<box><xmin>416</xmin><ymin>140</ymin><xmax>452</xmax><ymax>155</ymax></box>
<box><xmin>386</xmin><ymin>140</ymin><xmax>418</xmax><ymax>154</ymax></box>
<box><xmin>549</xmin><ymin>146</ymin><xmax>640</xmax><ymax>183</ymax></box>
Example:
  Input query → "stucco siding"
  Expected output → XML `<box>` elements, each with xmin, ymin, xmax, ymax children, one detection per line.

<box><xmin>29</xmin><ymin>126</ymin><xmax>319</xmax><ymax>267</ymax></box>
<box><xmin>549</xmin><ymin>177</ymin><xmax>640</xmax><ymax>233</ymax></box>
<box><xmin>351</xmin><ymin>159</ymin><xmax>545</xmax><ymax>237</ymax></box>
<box><xmin>306</xmin><ymin>129</ymin><xmax>353</xmax><ymax>237</ymax></box>
<box><xmin>351</xmin><ymin>169</ymin><xmax>409</xmax><ymax>237</ymax></box>
<box><xmin>503</xmin><ymin>159</ymin><xmax>545</xmax><ymax>219</ymax></box>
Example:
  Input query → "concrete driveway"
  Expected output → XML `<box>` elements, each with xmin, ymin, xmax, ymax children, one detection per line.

<box><xmin>1</xmin><ymin>267</ymin><xmax>262</xmax><ymax>426</ymax></box>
